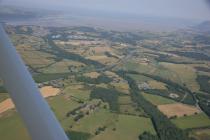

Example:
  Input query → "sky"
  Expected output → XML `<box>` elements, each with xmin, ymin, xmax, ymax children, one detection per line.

<box><xmin>1</xmin><ymin>0</ymin><xmax>210</xmax><ymax>21</ymax></box>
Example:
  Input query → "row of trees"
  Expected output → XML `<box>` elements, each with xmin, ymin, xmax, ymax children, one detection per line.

<box><xmin>76</xmin><ymin>75</ymin><xmax>112</xmax><ymax>84</ymax></box>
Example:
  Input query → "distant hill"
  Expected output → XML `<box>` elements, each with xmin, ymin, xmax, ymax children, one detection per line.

<box><xmin>193</xmin><ymin>21</ymin><xmax>210</xmax><ymax>33</ymax></box>
<box><xmin>0</xmin><ymin>5</ymin><xmax>60</xmax><ymax>22</ymax></box>
<box><xmin>0</xmin><ymin>5</ymin><xmax>38</xmax><ymax>20</ymax></box>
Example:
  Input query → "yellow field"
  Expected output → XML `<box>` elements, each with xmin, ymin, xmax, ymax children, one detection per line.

<box><xmin>148</xmin><ymin>80</ymin><xmax>167</xmax><ymax>90</ymax></box>
<box><xmin>41</xmin><ymin>59</ymin><xmax>85</xmax><ymax>73</ymax></box>
<box><xmin>83</xmin><ymin>72</ymin><xmax>101</xmax><ymax>78</ymax></box>
<box><xmin>158</xmin><ymin>103</ymin><xmax>201</xmax><ymax>118</ymax></box>
<box><xmin>0</xmin><ymin>86</ymin><xmax>60</xmax><ymax>114</ymax></box>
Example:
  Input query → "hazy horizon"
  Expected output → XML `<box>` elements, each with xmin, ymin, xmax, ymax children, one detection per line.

<box><xmin>1</xmin><ymin>0</ymin><xmax>210</xmax><ymax>21</ymax></box>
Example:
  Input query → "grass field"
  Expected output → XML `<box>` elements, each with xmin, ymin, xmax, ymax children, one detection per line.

<box><xmin>172</xmin><ymin>113</ymin><xmax>210</xmax><ymax>129</ymax></box>
<box><xmin>142</xmin><ymin>93</ymin><xmax>176</xmax><ymax>106</ymax></box>
<box><xmin>0</xmin><ymin>111</ymin><xmax>31</xmax><ymax>140</ymax></box>
<box><xmin>124</xmin><ymin>62</ymin><xmax>155</xmax><ymax>74</ymax></box>
<box><xmin>128</xmin><ymin>74</ymin><xmax>151</xmax><ymax>83</ymax></box>
<box><xmin>48</xmin><ymin>90</ymin><xmax>85</xmax><ymax>121</ymax></box>
<box><xmin>118</xmin><ymin>96</ymin><xmax>132</xmax><ymax>105</ymax></box>
<box><xmin>33</xmin><ymin>73</ymin><xmax>70</xmax><ymax>83</ymax></box>
<box><xmin>92</xmin><ymin>114</ymin><xmax>156</xmax><ymax>140</ymax></box>
<box><xmin>160</xmin><ymin>62</ymin><xmax>199</xmax><ymax>92</ymax></box>
<box><xmin>72</xmin><ymin>109</ymin><xmax>116</xmax><ymax>135</ymax></box>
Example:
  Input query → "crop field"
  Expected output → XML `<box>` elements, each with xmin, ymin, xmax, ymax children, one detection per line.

<box><xmin>0</xmin><ymin>93</ymin><xmax>9</xmax><ymax>102</ymax></box>
<box><xmin>83</xmin><ymin>72</ymin><xmax>101</xmax><ymax>78</ymax></box>
<box><xmin>41</xmin><ymin>59</ymin><xmax>85</xmax><ymax>73</ymax></box>
<box><xmin>172</xmin><ymin>113</ymin><xmax>210</xmax><ymax>129</ymax></box>
<box><xmin>158</xmin><ymin>103</ymin><xmax>201</xmax><ymax>118</ymax></box>
<box><xmin>86</xmin><ymin>55</ymin><xmax>118</xmax><ymax>65</ymax></box>
<box><xmin>191</xmin><ymin>128</ymin><xmax>210</xmax><ymax>140</ymax></box>
<box><xmin>0</xmin><ymin>86</ymin><xmax>61</xmax><ymax>114</ymax></box>
<box><xmin>147</xmin><ymin>80</ymin><xmax>167</xmax><ymax>90</ymax></box>
<box><xmin>112</xmin><ymin>83</ymin><xmax>130</xmax><ymax>94</ymax></box>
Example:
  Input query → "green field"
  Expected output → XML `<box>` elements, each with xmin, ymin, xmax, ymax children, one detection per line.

<box><xmin>0</xmin><ymin>111</ymin><xmax>31</xmax><ymax>140</ymax></box>
<box><xmin>142</xmin><ymin>92</ymin><xmax>176</xmax><ymax>105</ymax></box>
<box><xmin>128</xmin><ymin>74</ymin><xmax>151</xmax><ymax>83</ymax></box>
<box><xmin>124</xmin><ymin>62</ymin><xmax>155</xmax><ymax>74</ymax></box>
<box><xmin>172</xmin><ymin>113</ymin><xmax>210</xmax><ymax>129</ymax></box>
<box><xmin>72</xmin><ymin>109</ymin><xmax>116</xmax><ymax>134</ymax></box>
<box><xmin>160</xmin><ymin>62</ymin><xmax>199</xmax><ymax>92</ymax></box>
<box><xmin>92</xmin><ymin>114</ymin><xmax>156</xmax><ymax>140</ymax></box>
<box><xmin>33</xmin><ymin>73</ymin><xmax>70</xmax><ymax>83</ymax></box>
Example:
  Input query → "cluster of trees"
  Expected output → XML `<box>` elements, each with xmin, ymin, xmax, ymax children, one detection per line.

<box><xmin>90</xmin><ymin>87</ymin><xmax>119</xmax><ymax>112</ymax></box>
<box><xmin>104</xmin><ymin>52</ymin><xmax>119</xmax><ymax>59</ymax></box>
<box><xmin>195</xmin><ymin>93</ymin><xmax>210</xmax><ymax>117</ymax></box>
<box><xmin>196</xmin><ymin>75</ymin><xmax>210</xmax><ymax>93</ymax></box>
<box><xmin>74</xmin><ymin>112</ymin><xmax>85</xmax><ymax>122</ymax></box>
<box><xmin>95</xmin><ymin>126</ymin><xmax>107</xmax><ymax>135</ymax></box>
<box><xmin>76</xmin><ymin>75</ymin><xmax>112</xmax><ymax>84</ymax></box>
<box><xmin>0</xmin><ymin>86</ymin><xmax>7</xmax><ymax>93</ymax></box>
<box><xmin>139</xmin><ymin>132</ymin><xmax>160</xmax><ymax>140</ymax></box>
<box><xmin>195</xmin><ymin>66</ymin><xmax>210</xmax><ymax>73</ymax></box>
<box><xmin>117</xmin><ymin>70</ymin><xmax>194</xmax><ymax>140</ymax></box>
<box><xmin>65</xmin><ymin>131</ymin><xmax>91</xmax><ymax>140</ymax></box>
<box><xmin>198</xmin><ymin>101</ymin><xmax>210</xmax><ymax>117</ymax></box>
<box><xmin>66</xmin><ymin>104</ymin><xmax>87</xmax><ymax>117</ymax></box>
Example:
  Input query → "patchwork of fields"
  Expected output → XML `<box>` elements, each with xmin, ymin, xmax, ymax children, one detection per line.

<box><xmin>0</xmin><ymin>25</ymin><xmax>210</xmax><ymax>140</ymax></box>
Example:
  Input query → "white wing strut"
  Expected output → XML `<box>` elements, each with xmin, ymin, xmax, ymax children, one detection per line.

<box><xmin>0</xmin><ymin>25</ymin><xmax>69</xmax><ymax>140</ymax></box>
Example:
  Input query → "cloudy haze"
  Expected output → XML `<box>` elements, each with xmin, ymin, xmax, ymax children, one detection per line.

<box><xmin>1</xmin><ymin>0</ymin><xmax>210</xmax><ymax>21</ymax></box>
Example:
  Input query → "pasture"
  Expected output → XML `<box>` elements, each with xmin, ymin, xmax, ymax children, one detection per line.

<box><xmin>142</xmin><ymin>93</ymin><xmax>176</xmax><ymax>106</ymax></box>
<box><xmin>160</xmin><ymin>62</ymin><xmax>199</xmax><ymax>92</ymax></box>
<box><xmin>92</xmin><ymin>114</ymin><xmax>156</xmax><ymax>140</ymax></box>
<box><xmin>172</xmin><ymin>113</ymin><xmax>210</xmax><ymax>129</ymax></box>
